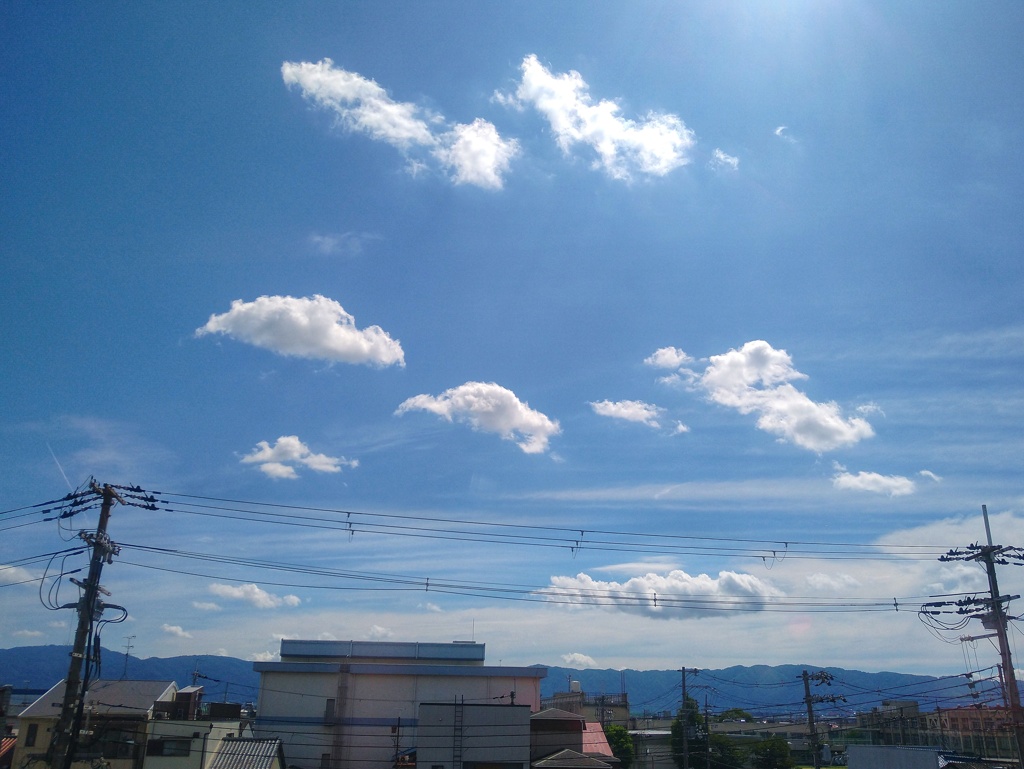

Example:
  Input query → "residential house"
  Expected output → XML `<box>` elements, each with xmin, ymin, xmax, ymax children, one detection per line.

<box><xmin>11</xmin><ymin>681</ymin><xmax>260</xmax><ymax>769</ymax></box>
<box><xmin>530</xmin><ymin>709</ymin><xmax>618</xmax><ymax>769</ymax></box>
<box><xmin>12</xmin><ymin>679</ymin><xmax>178</xmax><ymax>769</ymax></box>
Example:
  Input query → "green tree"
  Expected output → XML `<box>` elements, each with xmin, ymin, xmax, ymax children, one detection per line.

<box><xmin>670</xmin><ymin>697</ymin><xmax>706</xmax><ymax>769</ymax></box>
<box><xmin>716</xmin><ymin>708</ymin><xmax>754</xmax><ymax>722</ymax></box>
<box><xmin>749</xmin><ymin>734</ymin><xmax>794</xmax><ymax>769</ymax></box>
<box><xmin>707</xmin><ymin>734</ymin><xmax>747</xmax><ymax>769</ymax></box>
<box><xmin>604</xmin><ymin>723</ymin><xmax>634</xmax><ymax>769</ymax></box>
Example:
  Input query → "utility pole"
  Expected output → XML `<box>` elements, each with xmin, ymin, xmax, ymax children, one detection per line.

<box><xmin>939</xmin><ymin>505</ymin><xmax>1024</xmax><ymax>760</ymax></box>
<box><xmin>802</xmin><ymin>670</ymin><xmax>844</xmax><ymax>769</ymax></box>
<box><xmin>703</xmin><ymin>696</ymin><xmax>711</xmax><ymax>769</ymax></box>
<box><xmin>47</xmin><ymin>483</ymin><xmax>123</xmax><ymax>769</ymax></box>
<box><xmin>679</xmin><ymin>668</ymin><xmax>699</xmax><ymax>769</ymax></box>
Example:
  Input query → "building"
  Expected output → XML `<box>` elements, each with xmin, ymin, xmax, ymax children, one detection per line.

<box><xmin>252</xmin><ymin>639</ymin><xmax>547</xmax><ymax>769</ymax></box>
<box><xmin>11</xmin><ymin>680</ymin><xmax>261</xmax><ymax>769</ymax></box>
<box><xmin>12</xmin><ymin>679</ymin><xmax>178</xmax><ymax>769</ymax></box>
<box><xmin>541</xmin><ymin>682</ymin><xmax>629</xmax><ymax>729</ymax></box>
<box><xmin>846</xmin><ymin>745</ymin><xmax>1000</xmax><ymax>769</ymax></box>
<box><xmin>856</xmin><ymin>701</ymin><xmax>1016</xmax><ymax>761</ymax></box>
<box><xmin>417</xmin><ymin>702</ymin><xmax>532</xmax><ymax>769</ymax></box>
<box><xmin>530</xmin><ymin>709</ymin><xmax>618</xmax><ymax>768</ymax></box>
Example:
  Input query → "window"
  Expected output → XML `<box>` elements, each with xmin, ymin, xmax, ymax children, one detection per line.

<box><xmin>320</xmin><ymin>752</ymin><xmax>331</xmax><ymax>769</ymax></box>
<box><xmin>147</xmin><ymin>739</ymin><xmax>191</xmax><ymax>756</ymax></box>
<box><xmin>25</xmin><ymin>723</ymin><xmax>38</xmax><ymax>748</ymax></box>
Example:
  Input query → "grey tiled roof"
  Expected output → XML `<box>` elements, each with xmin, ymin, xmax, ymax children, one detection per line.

<box><xmin>208</xmin><ymin>737</ymin><xmax>284</xmax><ymax>769</ymax></box>
<box><xmin>19</xmin><ymin>679</ymin><xmax>176</xmax><ymax>719</ymax></box>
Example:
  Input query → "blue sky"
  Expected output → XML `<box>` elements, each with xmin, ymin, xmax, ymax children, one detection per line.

<box><xmin>3</xmin><ymin>2</ymin><xmax>1024</xmax><ymax>680</ymax></box>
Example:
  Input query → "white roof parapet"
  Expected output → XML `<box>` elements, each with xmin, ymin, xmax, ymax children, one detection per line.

<box><xmin>279</xmin><ymin>639</ymin><xmax>487</xmax><ymax>662</ymax></box>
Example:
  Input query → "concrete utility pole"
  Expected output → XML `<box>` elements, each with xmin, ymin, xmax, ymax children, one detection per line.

<box><xmin>47</xmin><ymin>483</ymin><xmax>122</xmax><ymax>769</ymax></box>
<box><xmin>802</xmin><ymin>670</ymin><xmax>843</xmax><ymax>769</ymax></box>
<box><xmin>679</xmin><ymin>668</ymin><xmax>699</xmax><ymax>769</ymax></box>
<box><xmin>939</xmin><ymin>505</ymin><xmax>1024</xmax><ymax>761</ymax></box>
<box><xmin>802</xmin><ymin>671</ymin><xmax>821</xmax><ymax>769</ymax></box>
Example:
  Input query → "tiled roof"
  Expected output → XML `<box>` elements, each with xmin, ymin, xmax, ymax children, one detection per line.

<box><xmin>581</xmin><ymin>723</ymin><xmax>614</xmax><ymax>757</ymax></box>
<box><xmin>208</xmin><ymin>737</ymin><xmax>284</xmax><ymax>769</ymax></box>
<box><xmin>533</xmin><ymin>749</ymin><xmax>613</xmax><ymax>769</ymax></box>
<box><xmin>532</xmin><ymin>708</ymin><xmax>585</xmax><ymax>721</ymax></box>
<box><xmin>19</xmin><ymin>680</ymin><xmax>176</xmax><ymax>719</ymax></box>
<box><xmin>1</xmin><ymin>735</ymin><xmax>17</xmax><ymax>762</ymax></box>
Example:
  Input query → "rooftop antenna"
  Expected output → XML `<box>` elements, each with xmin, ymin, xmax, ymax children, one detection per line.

<box><xmin>121</xmin><ymin>635</ymin><xmax>135</xmax><ymax>680</ymax></box>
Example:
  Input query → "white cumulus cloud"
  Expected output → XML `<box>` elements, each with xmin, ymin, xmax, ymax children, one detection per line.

<box><xmin>196</xmin><ymin>294</ymin><xmax>405</xmax><ymax>367</ymax></box>
<box><xmin>282</xmin><ymin>58</ymin><xmax>517</xmax><ymax>189</ymax></box>
<box><xmin>644</xmin><ymin>346</ymin><xmax>694</xmax><ymax>369</ymax></box>
<box><xmin>209</xmin><ymin>583</ymin><xmax>301</xmax><ymax>609</ymax></box>
<box><xmin>832</xmin><ymin>468</ymin><xmax>916</xmax><ymax>496</ymax></box>
<box><xmin>396</xmin><ymin>381</ymin><xmax>561</xmax><ymax>454</ymax></box>
<box><xmin>161</xmin><ymin>624</ymin><xmax>193</xmax><ymax>639</ymax></box>
<box><xmin>434</xmin><ymin>118</ymin><xmax>520</xmax><ymax>190</ymax></box>
<box><xmin>589</xmin><ymin>399</ymin><xmax>665</xmax><ymax>428</ymax></box>
<box><xmin>240</xmin><ymin>435</ymin><xmax>357</xmax><ymax>479</ymax></box>
<box><xmin>543</xmin><ymin>569</ymin><xmax>783</xmax><ymax>619</ymax></box>
<box><xmin>504</xmin><ymin>54</ymin><xmax>696</xmax><ymax>181</ymax></box>
<box><xmin>655</xmin><ymin>340</ymin><xmax>874</xmax><ymax>452</ymax></box>
<box><xmin>367</xmin><ymin>624</ymin><xmax>395</xmax><ymax>640</ymax></box>
<box><xmin>561</xmin><ymin>652</ymin><xmax>597</xmax><ymax>668</ymax></box>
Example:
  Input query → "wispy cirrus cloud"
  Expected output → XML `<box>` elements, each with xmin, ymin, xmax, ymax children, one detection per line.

<box><xmin>282</xmin><ymin>59</ymin><xmax>518</xmax><ymax>189</ymax></box>
<box><xmin>0</xmin><ymin>564</ymin><xmax>35</xmax><ymax>586</ymax></box>
<box><xmin>308</xmin><ymin>231</ymin><xmax>381</xmax><ymax>257</ymax></box>
<box><xmin>240</xmin><ymin>435</ymin><xmax>357</xmax><ymax>479</ymax></box>
<box><xmin>650</xmin><ymin>340</ymin><xmax>874</xmax><ymax>452</ymax></box>
<box><xmin>500</xmin><ymin>54</ymin><xmax>696</xmax><ymax>181</ymax></box>
<box><xmin>197</xmin><ymin>294</ymin><xmax>405</xmax><ymax>367</ymax></box>
<box><xmin>543</xmin><ymin>569</ymin><xmax>783</xmax><ymax>619</ymax></box>
<box><xmin>209</xmin><ymin>583</ymin><xmax>301</xmax><ymax>609</ymax></box>
<box><xmin>709</xmin><ymin>148</ymin><xmax>739</xmax><ymax>172</ymax></box>
<box><xmin>396</xmin><ymin>381</ymin><xmax>560</xmax><ymax>454</ymax></box>
<box><xmin>589</xmin><ymin>399</ymin><xmax>665</xmax><ymax>428</ymax></box>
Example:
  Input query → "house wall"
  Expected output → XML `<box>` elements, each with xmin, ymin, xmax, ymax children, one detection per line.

<box><xmin>254</xmin><ymin>667</ymin><xmax>339</xmax><ymax>769</ymax></box>
<box><xmin>144</xmin><ymin>720</ymin><xmax>252</xmax><ymax>769</ymax></box>
<box><xmin>847</xmin><ymin>744</ymin><xmax>940</xmax><ymax>769</ymax></box>
<box><xmin>417</xmin><ymin>703</ymin><xmax>530</xmax><ymax>769</ymax></box>
<box><xmin>253</xmin><ymin>651</ymin><xmax>544</xmax><ymax>769</ymax></box>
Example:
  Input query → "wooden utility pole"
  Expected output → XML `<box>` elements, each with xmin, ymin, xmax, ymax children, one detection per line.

<box><xmin>47</xmin><ymin>483</ymin><xmax>122</xmax><ymax>769</ymax></box>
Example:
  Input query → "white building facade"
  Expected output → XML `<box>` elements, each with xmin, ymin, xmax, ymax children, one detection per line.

<box><xmin>253</xmin><ymin>640</ymin><xmax>546</xmax><ymax>769</ymax></box>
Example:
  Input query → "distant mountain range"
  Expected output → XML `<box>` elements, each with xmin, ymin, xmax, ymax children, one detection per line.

<box><xmin>0</xmin><ymin>646</ymin><xmax>998</xmax><ymax>717</ymax></box>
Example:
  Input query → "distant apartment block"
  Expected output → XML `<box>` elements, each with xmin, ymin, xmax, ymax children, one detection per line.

<box><xmin>541</xmin><ymin>681</ymin><xmax>629</xmax><ymax>728</ymax></box>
